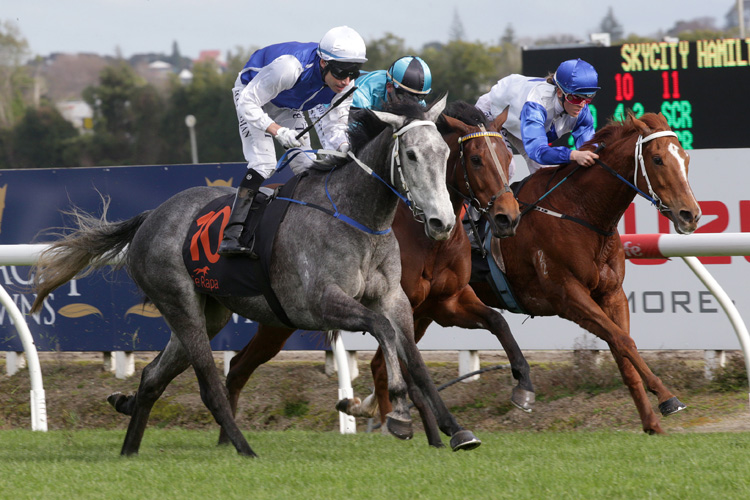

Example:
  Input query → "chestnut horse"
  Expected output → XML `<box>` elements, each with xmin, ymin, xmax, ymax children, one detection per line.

<box><xmin>376</xmin><ymin>112</ymin><xmax>702</xmax><ymax>436</ymax></box>
<box><xmin>219</xmin><ymin>101</ymin><xmax>530</xmax><ymax>447</ymax></box>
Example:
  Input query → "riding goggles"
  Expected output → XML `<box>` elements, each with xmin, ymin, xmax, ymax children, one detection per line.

<box><xmin>563</xmin><ymin>91</ymin><xmax>596</xmax><ymax>105</ymax></box>
<box><xmin>327</xmin><ymin>61</ymin><xmax>362</xmax><ymax>81</ymax></box>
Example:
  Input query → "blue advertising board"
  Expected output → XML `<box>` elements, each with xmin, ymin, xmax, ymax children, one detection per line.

<box><xmin>0</xmin><ymin>163</ymin><xmax>327</xmax><ymax>352</ymax></box>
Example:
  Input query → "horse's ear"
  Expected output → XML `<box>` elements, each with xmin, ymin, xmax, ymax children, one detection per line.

<box><xmin>425</xmin><ymin>93</ymin><xmax>448</xmax><ymax>123</ymax></box>
<box><xmin>442</xmin><ymin>114</ymin><xmax>471</xmax><ymax>136</ymax></box>
<box><xmin>370</xmin><ymin>109</ymin><xmax>407</xmax><ymax>129</ymax></box>
<box><xmin>628</xmin><ymin>112</ymin><xmax>652</xmax><ymax>135</ymax></box>
<box><xmin>491</xmin><ymin>105</ymin><xmax>510</xmax><ymax>132</ymax></box>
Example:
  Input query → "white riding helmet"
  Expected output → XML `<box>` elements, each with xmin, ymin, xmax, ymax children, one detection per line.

<box><xmin>317</xmin><ymin>26</ymin><xmax>367</xmax><ymax>63</ymax></box>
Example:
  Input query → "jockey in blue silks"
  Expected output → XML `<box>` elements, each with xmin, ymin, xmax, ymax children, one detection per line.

<box><xmin>475</xmin><ymin>58</ymin><xmax>601</xmax><ymax>180</ymax></box>
<box><xmin>351</xmin><ymin>56</ymin><xmax>432</xmax><ymax>110</ymax></box>
<box><xmin>220</xmin><ymin>26</ymin><xmax>367</xmax><ymax>256</ymax></box>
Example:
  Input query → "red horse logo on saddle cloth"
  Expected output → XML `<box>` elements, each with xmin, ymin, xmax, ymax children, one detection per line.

<box><xmin>181</xmin><ymin>177</ymin><xmax>304</xmax><ymax>326</ymax></box>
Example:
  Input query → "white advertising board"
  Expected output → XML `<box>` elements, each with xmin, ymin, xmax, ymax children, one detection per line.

<box><xmin>342</xmin><ymin>149</ymin><xmax>750</xmax><ymax>351</ymax></box>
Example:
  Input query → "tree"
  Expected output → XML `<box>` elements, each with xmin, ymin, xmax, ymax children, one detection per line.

<box><xmin>0</xmin><ymin>20</ymin><xmax>32</xmax><ymax>128</ymax></box>
<box><xmin>363</xmin><ymin>33</ymin><xmax>411</xmax><ymax>72</ymax></box>
<box><xmin>500</xmin><ymin>25</ymin><xmax>516</xmax><ymax>45</ymax></box>
<box><xmin>80</xmin><ymin>62</ymin><xmax>168</xmax><ymax>166</ymax></box>
<box><xmin>8</xmin><ymin>105</ymin><xmax>78</xmax><ymax>168</ymax></box>
<box><xmin>422</xmin><ymin>40</ymin><xmax>506</xmax><ymax>103</ymax></box>
<box><xmin>599</xmin><ymin>7</ymin><xmax>625</xmax><ymax>42</ymax></box>
<box><xmin>449</xmin><ymin>9</ymin><xmax>465</xmax><ymax>41</ymax></box>
<box><xmin>159</xmin><ymin>59</ymin><xmax>239</xmax><ymax>164</ymax></box>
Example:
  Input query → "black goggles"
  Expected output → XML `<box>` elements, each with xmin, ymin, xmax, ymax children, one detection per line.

<box><xmin>327</xmin><ymin>62</ymin><xmax>361</xmax><ymax>81</ymax></box>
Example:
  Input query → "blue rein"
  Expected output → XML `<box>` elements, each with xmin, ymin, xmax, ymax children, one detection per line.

<box><xmin>273</xmin><ymin>147</ymin><xmax>412</xmax><ymax>236</ymax></box>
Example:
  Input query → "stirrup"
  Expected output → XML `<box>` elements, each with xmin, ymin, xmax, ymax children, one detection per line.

<box><xmin>218</xmin><ymin>236</ymin><xmax>258</xmax><ymax>258</ymax></box>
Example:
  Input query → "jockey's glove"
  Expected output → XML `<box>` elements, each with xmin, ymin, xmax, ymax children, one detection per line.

<box><xmin>275</xmin><ymin>127</ymin><xmax>302</xmax><ymax>149</ymax></box>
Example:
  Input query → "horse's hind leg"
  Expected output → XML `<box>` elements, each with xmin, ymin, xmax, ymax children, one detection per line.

<box><xmin>152</xmin><ymin>293</ymin><xmax>256</xmax><ymax>457</ymax></box>
<box><xmin>108</xmin><ymin>334</ymin><xmax>191</xmax><ymax>455</ymax></box>
<box><xmin>219</xmin><ymin>324</ymin><xmax>294</xmax><ymax>445</ymax></box>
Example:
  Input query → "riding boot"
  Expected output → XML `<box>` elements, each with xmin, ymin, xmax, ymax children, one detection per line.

<box><xmin>218</xmin><ymin>169</ymin><xmax>264</xmax><ymax>256</ymax></box>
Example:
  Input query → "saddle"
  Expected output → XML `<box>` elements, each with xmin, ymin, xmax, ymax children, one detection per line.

<box><xmin>181</xmin><ymin>175</ymin><xmax>305</xmax><ymax>327</ymax></box>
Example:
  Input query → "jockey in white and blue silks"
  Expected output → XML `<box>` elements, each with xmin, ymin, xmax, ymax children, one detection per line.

<box><xmin>220</xmin><ymin>26</ymin><xmax>367</xmax><ymax>256</ymax></box>
<box><xmin>350</xmin><ymin>56</ymin><xmax>432</xmax><ymax>111</ymax></box>
<box><xmin>475</xmin><ymin>58</ymin><xmax>601</xmax><ymax>180</ymax></box>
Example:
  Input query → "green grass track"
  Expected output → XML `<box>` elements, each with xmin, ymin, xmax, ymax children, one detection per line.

<box><xmin>1</xmin><ymin>429</ymin><xmax>749</xmax><ymax>499</ymax></box>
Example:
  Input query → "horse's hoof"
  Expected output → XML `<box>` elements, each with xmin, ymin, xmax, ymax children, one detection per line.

<box><xmin>335</xmin><ymin>397</ymin><xmax>358</xmax><ymax>414</ymax></box>
<box><xmin>107</xmin><ymin>392</ymin><xmax>122</xmax><ymax>407</ymax></box>
<box><xmin>658</xmin><ymin>396</ymin><xmax>687</xmax><ymax>416</ymax></box>
<box><xmin>450</xmin><ymin>430</ymin><xmax>482</xmax><ymax>451</ymax></box>
<box><xmin>511</xmin><ymin>387</ymin><xmax>535</xmax><ymax>413</ymax></box>
<box><xmin>386</xmin><ymin>416</ymin><xmax>413</xmax><ymax>440</ymax></box>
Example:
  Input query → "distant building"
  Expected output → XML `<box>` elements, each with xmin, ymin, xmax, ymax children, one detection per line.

<box><xmin>55</xmin><ymin>100</ymin><xmax>93</xmax><ymax>133</ymax></box>
<box><xmin>195</xmin><ymin>50</ymin><xmax>227</xmax><ymax>72</ymax></box>
<box><xmin>179</xmin><ymin>69</ymin><xmax>194</xmax><ymax>85</ymax></box>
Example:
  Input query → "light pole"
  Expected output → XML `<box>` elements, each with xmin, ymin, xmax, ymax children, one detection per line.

<box><xmin>185</xmin><ymin>114</ymin><xmax>198</xmax><ymax>164</ymax></box>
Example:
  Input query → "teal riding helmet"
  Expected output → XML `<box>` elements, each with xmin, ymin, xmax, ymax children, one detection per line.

<box><xmin>387</xmin><ymin>56</ymin><xmax>432</xmax><ymax>96</ymax></box>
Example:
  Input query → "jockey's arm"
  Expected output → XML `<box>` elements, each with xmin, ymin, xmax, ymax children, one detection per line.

<box><xmin>520</xmin><ymin>102</ymin><xmax>572</xmax><ymax>166</ymax></box>
<box><xmin>237</xmin><ymin>55</ymin><xmax>302</xmax><ymax>135</ymax></box>
<box><xmin>310</xmin><ymin>80</ymin><xmax>356</xmax><ymax>151</ymax></box>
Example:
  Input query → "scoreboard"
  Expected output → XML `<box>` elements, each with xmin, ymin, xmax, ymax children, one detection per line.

<box><xmin>522</xmin><ymin>39</ymin><xmax>750</xmax><ymax>149</ymax></box>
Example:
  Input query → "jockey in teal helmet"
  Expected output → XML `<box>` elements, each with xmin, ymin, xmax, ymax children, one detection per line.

<box><xmin>475</xmin><ymin>58</ymin><xmax>600</xmax><ymax>179</ymax></box>
<box><xmin>352</xmin><ymin>56</ymin><xmax>432</xmax><ymax>110</ymax></box>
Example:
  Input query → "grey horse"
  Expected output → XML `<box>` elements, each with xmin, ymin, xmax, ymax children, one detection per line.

<box><xmin>30</xmin><ymin>95</ymin><xmax>482</xmax><ymax>457</ymax></box>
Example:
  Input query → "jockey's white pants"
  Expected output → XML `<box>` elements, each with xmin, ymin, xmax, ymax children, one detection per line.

<box><xmin>233</xmin><ymin>85</ymin><xmax>315</xmax><ymax>178</ymax></box>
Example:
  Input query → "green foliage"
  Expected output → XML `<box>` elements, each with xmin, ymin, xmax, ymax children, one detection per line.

<box><xmin>8</xmin><ymin>105</ymin><xmax>79</xmax><ymax>168</ymax></box>
<box><xmin>424</xmin><ymin>41</ymin><xmax>510</xmax><ymax>102</ymax></box>
<box><xmin>710</xmin><ymin>355</ymin><xmax>749</xmax><ymax>393</ymax></box>
<box><xmin>363</xmin><ymin>33</ymin><xmax>412</xmax><ymax>72</ymax></box>
<box><xmin>0</xmin><ymin>20</ymin><xmax>32</xmax><ymax>129</ymax></box>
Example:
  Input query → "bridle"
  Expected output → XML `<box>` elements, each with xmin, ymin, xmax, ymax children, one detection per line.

<box><xmin>452</xmin><ymin>124</ymin><xmax>512</xmax><ymax>217</ymax></box>
<box><xmin>388</xmin><ymin>119</ymin><xmax>441</xmax><ymax>222</ymax></box>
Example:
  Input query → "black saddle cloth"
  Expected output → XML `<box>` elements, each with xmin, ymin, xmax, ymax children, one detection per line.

<box><xmin>181</xmin><ymin>177</ymin><xmax>303</xmax><ymax>327</ymax></box>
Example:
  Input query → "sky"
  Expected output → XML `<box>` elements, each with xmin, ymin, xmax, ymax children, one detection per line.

<box><xmin>5</xmin><ymin>0</ymin><xmax>737</xmax><ymax>61</ymax></box>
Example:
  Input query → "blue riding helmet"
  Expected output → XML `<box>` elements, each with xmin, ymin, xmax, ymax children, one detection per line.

<box><xmin>387</xmin><ymin>56</ymin><xmax>432</xmax><ymax>95</ymax></box>
<box><xmin>553</xmin><ymin>59</ymin><xmax>600</xmax><ymax>95</ymax></box>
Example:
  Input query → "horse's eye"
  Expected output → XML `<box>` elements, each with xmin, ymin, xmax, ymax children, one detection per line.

<box><xmin>652</xmin><ymin>156</ymin><xmax>663</xmax><ymax>166</ymax></box>
<box><xmin>470</xmin><ymin>155</ymin><xmax>482</xmax><ymax>166</ymax></box>
<box><xmin>406</xmin><ymin>151</ymin><xmax>417</xmax><ymax>161</ymax></box>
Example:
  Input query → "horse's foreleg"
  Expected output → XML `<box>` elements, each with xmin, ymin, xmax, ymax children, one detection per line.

<box><xmin>384</xmin><ymin>299</ymin><xmax>481</xmax><ymax>451</ymax></box>
<box><xmin>600</xmin><ymin>293</ymin><xmax>664</xmax><ymax>434</ymax></box>
<box><xmin>219</xmin><ymin>325</ymin><xmax>294</xmax><ymax>445</ymax></box>
<box><xmin>319</xmin><ymin>286</ymin><xmax>413</xmax><ymax>439</ymax></box>
<box><xmin>563</xmin><ymin>287</ymin><xmax>683</xmax><ymax>431</ymax></box>
<box><xmin>109</xmin><ymin>335</ymin><xmax>191</xmax><ymax>456</ymax></box>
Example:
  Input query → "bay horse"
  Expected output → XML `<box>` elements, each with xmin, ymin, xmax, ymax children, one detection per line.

<box><xmin>374</xmin><ymin>112</ymin><xmax>702</xmax><ymax>436</ymax></box>
<box><xmin>30</xmin><ymin>96</ymin><xmax>483</xmax><ymax>456</ymax></box>
<box><xmin>219</xmin><ymin>101</ymin><xmax>532</xmax><ymax>448</ymax></box>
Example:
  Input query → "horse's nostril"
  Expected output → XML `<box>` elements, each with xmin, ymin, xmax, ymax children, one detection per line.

<box><xmin>428</xmin><ymin>218</ymin><xmax>449</xmax><ymax>234</ymax></box>
<box><xmin>680</xmin><ymin>210</ymin><xmax>698</xmax><ymax>223</ymax></box>
<box><xmin>494</xmin><ymin>214</ymin><xmax>511</xmax><ymax>228</ymax></box>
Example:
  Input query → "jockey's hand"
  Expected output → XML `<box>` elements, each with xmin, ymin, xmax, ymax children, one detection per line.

<box><xmin>337</xmin><ymin>142</ymin><xmax>351</xmax><ymax>155</ymax></box>
<box><xmin>275</xmin><ymin>127</ymin><xmax>302</xmax><ymax>149</ymax></box>
<box><xmin>570</xmin><ymin>149</ymin><xmax>599</xmax><ymax>167</ymax></box>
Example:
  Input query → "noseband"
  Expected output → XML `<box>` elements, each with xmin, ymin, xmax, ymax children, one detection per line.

<box><xmin>454</xmin><ymin>124</ymin><xmax>512</xmax><ymax>216</ymax></box>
